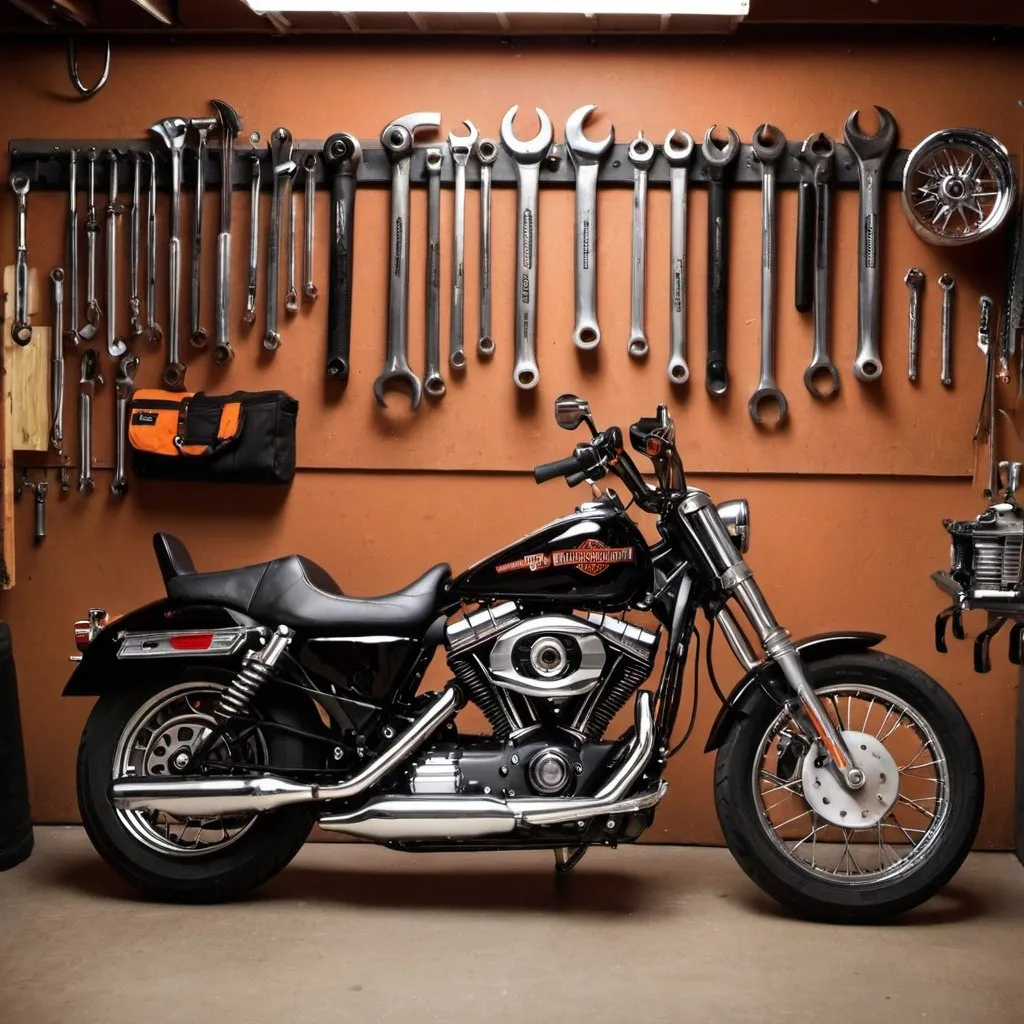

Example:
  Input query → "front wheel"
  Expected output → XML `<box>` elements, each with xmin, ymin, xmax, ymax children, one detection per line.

<box><xmin>714</xmin><ymin>652</ymin><xmax>983</xmax><ymax>923</ymax></box>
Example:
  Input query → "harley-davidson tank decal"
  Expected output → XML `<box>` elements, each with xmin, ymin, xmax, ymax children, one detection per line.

<box><xmin>496</xmin><ymin>538</ymin><xmax>635</xmax><ymax>577</ymax></box>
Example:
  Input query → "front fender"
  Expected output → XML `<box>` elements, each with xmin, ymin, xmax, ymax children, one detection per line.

<box><xmin>63</xmin><ymin>599</ymin><xmax>261</xmax><ymax>697</ymax></box>
<box><xmin>703</xmin><ymin>631</ymin><xmax>885</xmax><ymax>753</ymax></box>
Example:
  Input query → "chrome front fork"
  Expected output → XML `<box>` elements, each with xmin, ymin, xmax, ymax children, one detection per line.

<box><xmin>680</xmin><ymin>489</ymin><xmax>864</xmax><ymax>790</ymax></box>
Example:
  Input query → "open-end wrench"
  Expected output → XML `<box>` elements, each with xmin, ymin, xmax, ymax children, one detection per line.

<box><xmin>565</xmin><ymin>104</ymin><xmax>614</xmax><ymax>351</ymax></box>
<box><xmin>627</xmin><ymin>132</ymin><xmax>655</xmax><ymax>359</ymax></box>
<box><xmin>800</xmin><ymin>132</ymin><xmax>839</xmax><ymax>399</ymax></box>
<box><xmin>211</xmin><ymin>99</ymin><xmax>242</xmax><ymax>364</ymax></box>
<box><xmin>501</xmin><ymin>105</ymin><xmax>553</xmax><ymax>390</ymax></box>
<box><xmin>50</xmin><ymin>268</ymin><xmax>65</xmax><ymax>453</ymax></box>
<box><xmin>939</xmin><ymin>272</ymin><xmax>955</xmax><ymax>387</ymax></box>
<box><xmin>78</xmin><ymin>349</ymin><xmax>102</xmax><ymax>495</ymax></box>
<box><xmin>67</xmin><ymin>149</ymin><xmax>90</xmax><ymax>343</ymax></box>
<box><xmin>323</xmin><ymin>132</ymin><xmax>361</xmax><ymax>381</ymax></box>
<box><xmin>10</xmin><ymin>173</ymin><xmax>31</xmax><ymax>346</ymax></box>
<box><xmin>376</xmin><ymin>111</ymin><xmax>440</xmax><ymax>409</ymax></box>
<box><xmin>84</xmin><ymin>148</ymin><xmax>102</xmax><ymax>336</ymax></box>
<box><xmin>104</xmin><ymin>151</ymin><xmax>128</xmax><ymax>359</ymax></box>
<box><xmin>748</xmin><ymin>124</ymin><xmax>788</xmax><ymax>427</ymax></box>
<box><xmin>149</xmin><ymin>117</ymin><xmax>189</xmax><ymax>388</ymax></box>
<box><xmin>424</xmin><ymin>147</ymin><xmax>445</xmax><ymax>398</ymax></box>
<box><xmin>111</xmin><ymin>353</ymin><xmax>139</xmax><ymax>498</ymax></box>
<box><xmin>145</xmin><ymin>151</ymin><xmax>162</xmax><ymax>349</ymax></box>
<box><xmin>128</xmin><ymin>152</ymin><xmax>144</xmax><ymax>339</ymax></box>
<box><xmin>702</xmin><ymin>125</ymin><xmax>740</xmax><ymax>396</ymax></box>
<box><xmin>244</xmin><ymin>132</ymin><xmax>261</xmax><ymax>327</ymax></box>
<box><xmin>476</xmin><ymin>137</ymin><xmax>498</xmax><ymax>357</ymax></box>
<box><xmin>664</xmin><ymin>129</ymin><xmax>693</xmax><ymax>384</ymax></box>
<box><xmin>189</xmin><ymin>117</ymin><xmax>215</xmax><ymax>349</ymax></box>
<box><xmin>265</xmin><ymin>127</ymin><xmax>297</xmax><ymax>352</ymax></box>
<box><xmin>905</xmin><ymin>267</ymin><xmax>924</xmax><ymax>383</ymax></box>
<box><xmin>303</xmin><ymin>154</ymin><xmax>319</xmax><ymax>302</ymax></box>
<box><xmin>449</xmin><ymin>120</ymin><xmax>479</xmax><ymax>371</ymax></box>
<box><xmin>844</xmin><ymin>106</ymin><xmax>897</xmax><ymax>382</ymax></box>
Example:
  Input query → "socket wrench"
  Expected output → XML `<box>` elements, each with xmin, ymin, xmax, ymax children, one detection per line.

<box><xmin>78</xmin><ymin>349</ymin><xmax>102</xmax><ymax>495</ymax></box>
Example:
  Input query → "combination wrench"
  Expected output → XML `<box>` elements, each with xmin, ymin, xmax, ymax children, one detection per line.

<box><xmin>264</xmin><ymin>127</ymin><xmax>297</xmax><ymax>352</ymax></box>
<box><xmin>145</xmin><ymin>151</ymin><xmax>162</xmax><ymax>348</ymax></box>
<box><xmin>627</xmin><ymin>132</ymin><xmax>655</xmax><ymax>359</ymax></box>
<box><xmin>376</xmin><ymin>111</ymin><xmax>440</xmax><ymax>409</ymax></box>
<box><xmin>448</xmin><ymin>120</ymin><xmax>479</xmax><ymax>371</ymax></box>
<box><xmin>905</xmin><ymin>268</ymin><xmax>924</xmax><ymax>383</ymax></box>
<box><xmin>67</xmin><ymin>149</ymin><xmax>93</xmax><ymax>342</ymax></box>
<box><xmin>285</xmin><ymin>180</ymin><xmax>299</xmax><ymax>315</ymax></box>
<box><xmin>84</xmin><ymin>147</ymin><xmax>102</xmax><ymax>335</ymax></box>
<box><xmin>128</xmin><ymin>152</ymin><xmax>144</xmax><ymax>338</ymax></box>
<box><xmin>244</xmin><ymin>132</ymin><xmax>261</xmax><ymax>328</ymax></box>
<box><xmin>104</xmin><ymin>151</ymin><xmax>128</xmax><ymax>359</ymax></box>
<box><xmin>323</xmin><ymin>132</ymin><xmax>361</xmax><ymax>381</ymax></box>
<box><xmin>78</xmin><ymin>349</ymin><xmax>102</xmax><ymax>495</ymax></box>
<box><xmin>565</xmin><ymin>104</ymin><xmax>614</xmax><ymax>351</ymax></box>
<box><xmin>150</xmin><ymin>117</ymin><xmax>189</xmax><ymax>388</ymax></box>
<box><xmin>111</xmin><ymin>354</ymin><xmax>139</xmax><ymax>498</ymax></box>
<box><xmin>800</xmin><ymin>132</ymin><xmax>840</xmax><ymax>399</ymax></box>
<box><xmin>476</xmin><ymin>138</ymin><xmax>498</xmax><ymax>356</ymax></box>
<box><xmin>748</xmin><ymin>124</ymin><xmax>788</xmax><ymax>427</ymax></box>
<box><xmin>189</xmin><ymin>117</ymin><xmax>216</xmax><ymax>349</ymax></box>
<box><xmin>939</xmin><ymin>272</ymin><xmax>955</xmax><ymax>387</ymax></box>
<box><xmin>9</xmin><ymin>173</ymin><xmax>31</xmax><ymax>345</ymax></box>
<box><xmin>424</xmin><ymin>147</ymin><xmax>445</xmax><ymax>398</ymax></box>
<box><xmin>211</xmin><ymin>99</ymin><xmax>242</xmax><ymax>364</ymax></box>
<box><xmin>500</xmin><ymin>105</ymin><xmax>554</xmax><ymax>390</ymax></box>
<box><xmin>303</xmin><ymin>154</ymin><xmax>319</xmax><ymax>302</ymax></box>
<box><xmin>844</xmin><ymin>106</ymin><xmax>897</xmax><ymax>382</ymax></box>
<box><xmin>664</xmin><ymin>129</ymin><xmax>693</xmax><ymax>385</ymax></box>
<box><xmin>702</xmin><ymin>125</ymin><xmax>741</xmax><ymax>396</ymax></box>
<box><xmin>50</xmin><ymin>268</ymin><xmax>65</xmax><ymax>453</ymax></box>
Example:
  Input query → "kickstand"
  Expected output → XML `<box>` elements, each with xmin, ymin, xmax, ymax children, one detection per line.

<box><xmin>554</xmin><ymin>845</ymin><xmax>588</xmax><ymax>874</ymax></box>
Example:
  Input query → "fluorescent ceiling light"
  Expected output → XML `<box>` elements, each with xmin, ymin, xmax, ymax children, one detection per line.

<box><xmin>244</xmin><ymin>1</ymin><xmax>749</xmax><ymax>14</ymax></box>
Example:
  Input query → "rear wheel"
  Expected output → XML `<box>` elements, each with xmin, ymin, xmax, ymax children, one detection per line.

<box><xmin>714</xmin><ymin>652</ymin><xmax>983</xmax><ymax>922</ymax></box>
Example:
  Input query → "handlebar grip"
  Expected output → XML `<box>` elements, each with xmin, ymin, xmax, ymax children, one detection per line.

<box><xmin>534</xmin><ymin>454</ymin><xmax>582</xmax><ymax>484</ymax></box>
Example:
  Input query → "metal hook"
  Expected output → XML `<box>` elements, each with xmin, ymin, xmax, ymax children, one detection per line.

<box><xmin>67</xmin><ymin>38</ymin><xmax>111</xmax><ymax>98</ymax></box>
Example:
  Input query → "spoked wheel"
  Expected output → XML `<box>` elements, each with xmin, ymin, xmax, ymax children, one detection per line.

<box><xmin>715</xmin><ymin>652</ymin><xmax>983</xmax><ymax>922</ymax></box>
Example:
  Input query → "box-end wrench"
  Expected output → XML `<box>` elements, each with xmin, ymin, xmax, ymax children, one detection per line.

<box><xmin>501</xmin><ymin>105</ymin><xmax>553</xmax><ymax>390</ymax></box>
<box><xmin>424</xmin><ymin>147</ymin><xmax>445</xmax><ymax>398</ymax></box>
<box><xmin>149</xmin><ymin>118</ymin><xmax>189</xmax><ymax>389</ymax></box>
<box><xmin>448</xmin><ymin>120</ymin><xmax>479</xmax><ymax>371</ymax></box>
<box><xmin>376</xmin><ymin>112</ymin><xmax>440</xmax><ymax>409</ymax></box>
<box><xmin>939</xmin><ymin>272</ymin><xmax>955</xmax><ymax>387</ymax></box>
<box><xmin>702</xmin><ymin>126</ymin><xmax>740</xmax><ymax>396</ymax></box>
<box><xmin>244</xmin><ymin>132</ymin><xmax>261</xmax><ymax>328</ymax></box>
<box><xmin>476</xmin><ymin>138</ymin><xmax>498</xmax><ymax>357</ymax></box>
<box><xmin>104</xmin><ymin>151</ymin><xmax>128</xmax><ymax>359</ymax></box>
<box><xmin>145</xmin><ymin>151</ymin><xmax>162</xmax><ymax>349</ymax></box>
<box><xmin>67</xmin><ymin>149</ymin><xmax>91</xmax><ymax>343</ymax></box>
<box><xmin>844</xmin><ymin>106</ymin><xmax>897</xmax><ymax>383</ymax></box>
<box><xmin>84</xmin><ymin>148</ymin><xmax>102</xmax><ymax>336</ymax></box>
<box><xmin>302</xmin><ymin>154</ymin><xmax>319</xmax><ymax>303</ymax></box>
<box><xmin>188</xmin><ymin>118</ymin><xmax>216</xmax><ymax>349</ymax></box>
<box><xmin>565</xmin><ymin>104</ymin><xmax>614</xmax><ymax>351</ymax></box>
<box><xmin>905</xmin><ymin>267</ymin><xmax>924</xmax><ymax>383</ymax></box>
<box><xmin>664</xmin><ymin>129</ymin><xmax>693</xmax><ymax>385</ymax></box>
<box><xmin>111</xmin><ymin>354</ymin><xmax>139</xmax><ymax>498</ymax></box>
<box><xmin>78</xmin><ymin>349</ymin><xmax>102</xmax><ymax>495</ymax></box>
<box><xmin>323</xmin><ymin>132</ymin><xmax>361</xmax><ymax>381</ymax></box>
<box><xmin>264</xmin><ymin>127</ymin><xmax>297</xmax><ymax>352</ymax></box>
<box><xmin>50</xmin><ymin>268</ymin><xmax>66</xmax><ymax>453</ymax></box>
<box><xmin>626</xmin><ymin>132</ymin><xmax>655</xmax><ymax>360</ymax></box>
<box><xmin>748</xmin><ymin>124</ymin><xmax>788</xmax><ymax>427</ymax></box>
<box><xmin>211</xmin><ymin>99</ymin><xmax>242</xmax><ymax>365</ymax></box>
<box><xmin>9</xmin><ymin>173</ymin><xmax>31</xmax><ymax>346</ymax></box>
<box><xmin>800</xmin><ymin>132</ymin><xmax>840</xmax><ymax>399</ymax></box>
<box><xmin>128</xmin><ymin>152</ymin><xmax>144</xmax><ymax>339</ymax></box>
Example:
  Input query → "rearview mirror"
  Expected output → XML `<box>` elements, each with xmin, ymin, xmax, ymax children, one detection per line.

<box><xmin>554</xmin><ymin>394</ymin><xmax>593</xmax><ymax>432</ymax></box>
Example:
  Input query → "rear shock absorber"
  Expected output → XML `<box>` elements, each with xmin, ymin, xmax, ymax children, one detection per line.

<box><xmin>214</xmin><ymin>625</ymin><xmax>293</xmax><ymax>721</ymax></box>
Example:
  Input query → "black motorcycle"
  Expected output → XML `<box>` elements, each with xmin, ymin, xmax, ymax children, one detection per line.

<box><xmin>67</xmin><ymin>396</ymin><xmax>982</xmax><ymax>921</ymax></box>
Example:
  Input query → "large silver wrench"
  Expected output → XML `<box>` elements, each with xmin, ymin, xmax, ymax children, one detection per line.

<box><xmin>565</xmin><ymin>104</ymin><xmax>614</xmax><ymax>351</ymax></box>
<box><xmin>84</xmin><ymin>148</ymin><xmax>102</xmax><ymax>336</ymax></box>
<box><xmin>376</xmin><ymin>111</ymin><xmax>440</xmax><ymax>410</ymax></box>
<box><xmin>10</xmin><ymin>174</ymin><xmax>31</xmax><ymax>346</ymax></box>
<box><xmin>111</xmin><ymin>354</ymin><xmax>139</xmax><ymax>498</ymax></box>
<box><xmin>104</xmin><ymin>151</ymin><xmax>128</xmax><ymax>358</ymax></box>
<box><xmin>50</xmin><ymin>268</ymin><xmax>65</xmax><ymax>452</ymax></box>
<box><xmin>78</xmin><ymin>349</ymin><xmax>102</xmax><ymax>495</ymax></box>
<box><xmin>424</xmin><ymin>148</ymin><xmax>445</xmax><ymax>398</ymax></box>
<box><xmin>244</xmin><ymin>132</ymin><xmax>261</xmax><ymax>327</ymax></box>
<box><xmin>189</xmin><ymin>117</ymin><xmax>216</xmax><ymax>349</ymax></box>
<box><xmin>800</xmin><ymin>132</ymin><xmax>839</xmax><ymax>399</ymax></box>
<box><xmin>476</xmin><ymin>138</ymin><xmax>498</xmax><ymax>356</ymax></box>
<box><xmin>448</xmin><ymin>119</ymin><xmax>479</xmax><ymax>371</ymax></box>
<box><xmin>211</xmin><ymin>99</ymin><xmax>242</xmax><ymax>363</ymax></box>
<box><xmin>149</xmin><ymin>118</ymin><xmax>189</xmax><ymax>388</ymax></box>
<box><xmin>67</xmin><ymin>149</ymin><xmax>91</xmax><ymax>343</ymax></box>
<box><xmin>664</xmin><ymin>129</ymin><xmax>693</xmax><ymax>384</ymax></box>
<box><xmin>501</xmin><ymin>105</ymin><xmax>553</xmax><ymax>390</ymax></box>
<box><xmin>265</xmin><ymin>127</ymin><xmax>297</xmax><ymax>352</ymax></box>
<box><xmin>627</xmin><ymin>132</ymin><xmax>655</xmax><ymax>359</ymax></box>
<box><xmin>303</xmin><ymin>153</ymin><xmax>319</xmax><ymax>302</ymax></box>
<box><xmin>128</xmin><ymin>152</ymin><xmax>144</xmax><ymax>339</ymax></box>
<box><xmin>145</xmin><ymin>151</ymin><xmax>162</xmax><ymax>349</ymax></box>
<box><xmin>844</xmin><ymin>106</ymin><xmax>897</xmax><ymax>382</ymax></box>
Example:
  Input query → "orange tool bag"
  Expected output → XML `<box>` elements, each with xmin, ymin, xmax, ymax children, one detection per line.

<box><xmin>128</xmin><ymin>389</ymin><xmax>298</xmax><ymax>483</ymax></box>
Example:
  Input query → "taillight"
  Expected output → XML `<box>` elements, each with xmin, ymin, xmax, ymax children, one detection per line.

<box><xmin>73</xmin><ymin>608</ymin><xmax>109</xmax><ymax>653</ymax></box>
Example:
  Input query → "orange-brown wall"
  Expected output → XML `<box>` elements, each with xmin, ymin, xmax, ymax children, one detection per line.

<box><xmin>0</xmin><ymin>35</ymin><xmax>1019</xmax><ymax>847</ymax></box>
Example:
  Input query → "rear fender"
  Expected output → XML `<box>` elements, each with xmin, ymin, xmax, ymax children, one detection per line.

<box><xmin>703</xmin><ymin>631</ymin><xmax>885</xmax><ymax>753</ymax></box>
<box><xmin>63</xmin><ymin>599</ymin><xmax>263</xmax><ymax>696</ymax></box>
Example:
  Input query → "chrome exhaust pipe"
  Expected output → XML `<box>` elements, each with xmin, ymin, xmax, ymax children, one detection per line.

<box><xmin>109</xmin><ymin>685</ymin><xmax>461</xmax><ymax>818</ymax></box>
<box><xmin>318</xmin><ymin>691</ymin><xmax>663</xmax><ymax>841</ymax></box>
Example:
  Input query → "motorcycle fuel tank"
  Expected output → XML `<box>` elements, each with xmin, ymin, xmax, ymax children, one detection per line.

<box><xmin>450</xmin><ymin>502</ymin><xmax>651</xmax><ymax>610</ymax></box>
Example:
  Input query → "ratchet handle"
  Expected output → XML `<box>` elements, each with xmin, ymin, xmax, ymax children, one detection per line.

<box><xmin>795</xmin><ymin>177</ymin><xmax>814</xmax><ymax>313</ymax></box>
<box><xmin>327</xmin><ymin>170</ymin><xmax>356</xmax><ymax>381</ymax></box>
<box><xmin>706</xmin><ymin>179</ymin><xmax>729</xmax><ymax>395</ymax></box>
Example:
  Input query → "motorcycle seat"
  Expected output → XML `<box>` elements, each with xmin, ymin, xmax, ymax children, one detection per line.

<box><xmin>154</xmin><ymin>532</ymin><xmax>451</xmax><ymax>637</ymax></box>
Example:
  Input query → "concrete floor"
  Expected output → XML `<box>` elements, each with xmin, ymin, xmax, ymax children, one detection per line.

<box><xmin>2</xmin><ymin>830</ymin><xmax>1023</xmax><ymax>1024</ymax></box>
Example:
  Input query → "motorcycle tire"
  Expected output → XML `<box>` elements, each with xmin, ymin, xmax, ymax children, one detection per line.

<box><xmin>77</xmin><ymin>672</ymin><xmax>321</xmax><ymax>904</ymax></box>
<box><xmin>714</xmin><ymin>651</ymin><xmax>984</xmax><ymax>923</ymax></box>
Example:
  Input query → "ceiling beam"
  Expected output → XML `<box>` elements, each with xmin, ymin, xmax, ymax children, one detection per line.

<box><xmin>7</xmin><ymin>0</ymin><xmax>97</xmax><ymax>26</ymax></box>
<box><xmin>127</xmin><ymin>0</ymin><xmax>174</xmax><ymax>24</ymax></box>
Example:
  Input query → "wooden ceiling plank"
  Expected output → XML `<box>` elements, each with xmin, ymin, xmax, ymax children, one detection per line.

<box><xmin>126</xmin><ymin>0</ymin><xmax>174</xmax><ymax>24</ymax></box>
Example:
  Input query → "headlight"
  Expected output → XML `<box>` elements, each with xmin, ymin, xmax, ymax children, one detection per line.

<box><xmin>716</xmin><ymin>499</ymin><xmax>750</xmax><ymax>554</ymax></box>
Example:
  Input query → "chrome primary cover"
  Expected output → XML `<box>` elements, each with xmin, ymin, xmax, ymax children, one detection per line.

<box><xmin>488</xmin><ymin>616</ymin><xmax>606</xmax><ymax>696</ymax></box>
